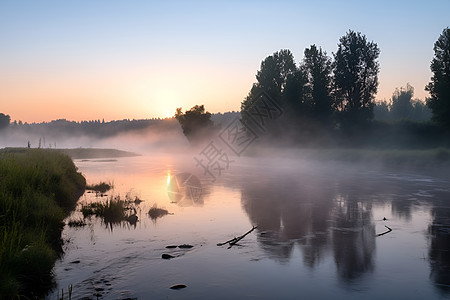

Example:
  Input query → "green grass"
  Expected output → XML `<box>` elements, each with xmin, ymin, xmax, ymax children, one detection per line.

<box><xmin>0</xmin><ymin>149</ymin><xmax>86</xmax><ymax>298</ymax></box>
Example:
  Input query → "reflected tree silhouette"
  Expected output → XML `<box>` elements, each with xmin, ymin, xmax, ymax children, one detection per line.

<box><xmin>332</xmin><ymin>194</ymin><xmax>375</xmax><ymax>283</ymax></box>
<box><xmin>429</xmin><ymin>198</ymin><xmax>450</xmax><ymax>293</ymax></box>
<box><xmin>241</xmin><ymin>177</ymin><xmax>294</xmax><ymax>263</ymax></box>
<box><xmin>240</xmin><ymin>165</ymin><xmax>380</xmax><ymax>282</ymax></box>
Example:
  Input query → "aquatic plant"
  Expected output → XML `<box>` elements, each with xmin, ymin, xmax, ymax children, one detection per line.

<box><xmin>80</xmin><ymin>196</ymin><xmax>137</xmax><ymax>225</ymax></box>
<box><xmin>148</xmin><ymin>204</ymin><xmax>170</xmax><ymax>221</ymax></box>
<box><xmin>58</xmin><ymin>284</ymin><xmax>73</xmax><ymax>300</ymax></box>
<box><xmin>86</xmin><ymin>181</ymin><xmax>113</xmax><ymax>194</ymax></box>
<box><xmin>67</xmin><ymin>219</ymin><xmax>87</xmax><ymax>227</ymax></box>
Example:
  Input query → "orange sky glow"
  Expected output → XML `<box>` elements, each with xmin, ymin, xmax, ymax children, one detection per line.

<box><xmin>0</xmin><ymin>1</ymin><xmax>448</xmax><ymax>123</ymax></box>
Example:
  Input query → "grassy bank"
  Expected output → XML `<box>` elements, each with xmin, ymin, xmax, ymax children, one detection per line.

<box><xmin>0</xmin><ymin>149</ymin><xmax>86</xmax><ymax>298</ymax></box>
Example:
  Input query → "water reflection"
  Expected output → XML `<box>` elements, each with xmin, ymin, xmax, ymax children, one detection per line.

<box><xmin>52</xmin><ymin>156</ymin><xmax>450</xmax><ymax>299</ymax></box>
<box><xmin>167</xmin><ymin>172</ymin><xmax>204</xmax><ymax>206</ymax></box>
<box><xmin>332</xmin><ymin>195</ymin><xmax>375</xmax><ymax>283</ymax></box>
<box><xmin>429</xmin><ymin>196</ymin><xmax>450</xmax><ymax>293</ymax></box>
<box><xmin>239</xmin><ymin>164</ymin><xmax>450</xmax><ymax>292</ymax></box>
<box><xmin>241</xmin><ymin>167</ymin><xmax>378</xmax><ymax>283</ymax></box>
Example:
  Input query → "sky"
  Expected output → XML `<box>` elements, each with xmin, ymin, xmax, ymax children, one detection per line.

<box><xmin>0</xmin><ymin>0</ymin><xmax>449</xmax><ymax>123</ymax></box>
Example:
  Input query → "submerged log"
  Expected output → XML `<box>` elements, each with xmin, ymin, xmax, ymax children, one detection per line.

<box><xmin>377</xmin><ymin>225</ymin><xmax>392</xmax><ymax>237</ymax></box>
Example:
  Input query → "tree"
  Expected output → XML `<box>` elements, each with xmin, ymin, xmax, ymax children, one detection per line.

<box><xmin>411</xmin><ymin>100</ymin><xmax>432</xmax><ymax>122</ymax></box>
<box><xmin>373</xmin><ymin>100</ymin><xmax>390</xmax><ymax>121</ymax></box>
<box><xmin>255</xmin><ymin>49</ymin><xmax>297</xmax><ymax>100</ymax></box>
<box><xmin>374</xmin><ymin>85</ymin><xmax>431</xmax><ymax>122</ymax></box>
<box><xmin>391</xmin><ymin>83</ymin><xmax>415</xmax><ymax>120</ymax></box>
<box><xmin>302</xmin><ymin>45</ymin><xmax>333</xmax><ymax>125</ymax></box>
<box><xmin>333</xmin><ymin>30</ymin><xmax>380</xmax><ymax>127</ymax></box>
<box><xmin>0</xmin><ymin>113</ymin><xmax>11</xmax><ymax>130</ymax></box>
<box><xmin>281</xmin><ymin>68</ymin><xmax>309</xmax><ymax>117</ymax></box>
<box><xmin>175</xmin><ymin>105</ymin><xmax>215</xmax><ymax>143</ymax></box>
<box><xmin>426</xmin><ymin>27</ymin><xmax>450</xmax><ymax>129</ymax></box>
<box><xmin>241</xmin><ymin>49</ymin><xmax>299</xmax><ymax>135</ymax></box>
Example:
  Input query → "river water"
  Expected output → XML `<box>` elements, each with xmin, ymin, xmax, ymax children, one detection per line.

<box><xmin>47</xmin><ymin>153</ymin><xmax>450</xmax><ymax>299</ymax></box>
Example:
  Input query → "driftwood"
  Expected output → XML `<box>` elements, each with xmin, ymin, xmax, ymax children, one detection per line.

<box><xmin>377</xmin><ymin>225</ymin><xmax>392</xmax><ymax>237</ymax></box>
<box><xmin>217</xmin><ymin>226</ymin><xmax>257</xmax><ymax>249</ymax></box>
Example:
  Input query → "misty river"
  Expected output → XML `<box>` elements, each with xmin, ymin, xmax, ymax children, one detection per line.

<box><xmin>47</xmin><ymin>153</ymin><xmax>450</xmax><ymax>300</ymax></box>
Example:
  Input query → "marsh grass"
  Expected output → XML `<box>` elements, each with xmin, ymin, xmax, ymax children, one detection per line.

<box><xmin>81</xmin><ymin>196</ymin><xmax>135</xmax><ymax>225</ymax></box>
<box><xmin>67</xmin><ymin>219</ymin><xmax>87</xmax><ymax>227</ymax></box>
<box><xmin>148</xmin><ymin>204</ymin><xmax>170</xmax><ymax>221</ymax></box>
<box><xmin>0</xmin><ymin>149</ymin><xmax>86</xmax><ymax>298</ymax></box>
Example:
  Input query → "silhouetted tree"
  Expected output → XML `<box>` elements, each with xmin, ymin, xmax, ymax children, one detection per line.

<box><xmin>255</xmin><ymin>49</ymin><xmax>297</xmax><ymax>100</ymax></box>
<box><xmin>390</xmin><ymin>84</ymin><xmax>432</xmax><ymax>122</ymax></box>
<box><xmin>391</xmin><ymin>83</ymin><xmax>415</xmax><ymax>120</ymax></box>
<box><xmin>426</xmin><ymin>27</ymin><xmax>450</xmax><ymax>130</ymax></box>
<box><xmin>302</xmin><ymin>45</ymin><xmax>333</xmax><ymax>126</ymax></box>
<box><xmin>281</xmin><ymin>68</ymin><xmax>309</xmax><ymax>118</ymax></box>
<box><xmin>241</xmin><ymin>50</ymin><xmax>299</xmax><ymax>137</ymax></box>
<box><xmin>241</xmin><ymin>49</ymin><xmax>297</xmax><ymax>110</ymax></box>
<box><xmin>374</xmin><ymin>85</ymin><xmax>432</xmax><ymax>122</ymax></box>
<box><xmin>333</xmin><ymin>30</ymin><xmax>380</xmax><ymax>127</ymax></box>
<box><xmin>411</xmin><ymin>99</ymin><xmax>432</xmax><ymax>121</ymax></box>
<box><xmin>175</xmin><ymin>105</ymin><xmax>215</xmax><ymax>143</ymax></box>
<box><xmin>373</xmin><ymin>100</ymin><xmax>390</xmax><ymax>121</ymax></box>
<box><xmin>0</xmin><ymin>113</ymin><xmax>11</xmax><ymax>130</ymax></box>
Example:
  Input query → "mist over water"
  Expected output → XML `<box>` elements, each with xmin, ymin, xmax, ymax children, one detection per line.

<box><xmin>0</xmin><ymin>121</ymin><xmax>189</xmax><ymax>153</ymax></box>
<box><xmin>43</xmin><ymin>148</ymin><xmax>450</xmax><ymax>299</ymax></box>
<box><xmin>2</xmin><ymin>113</ymin><xmax>449</xmax><ymax>299</ymax></box>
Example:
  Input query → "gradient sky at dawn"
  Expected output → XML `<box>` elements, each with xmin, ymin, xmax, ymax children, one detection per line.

<box><xmin>1</xmin><ymin>0</ymin><xmax>449</xmax><ymax>123</ymax></box>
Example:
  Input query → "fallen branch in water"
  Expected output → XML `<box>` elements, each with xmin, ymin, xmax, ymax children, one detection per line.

<box><xmin>217</xmin><ymin>226</ymin><xmax>257</xmax><ymax>249</ymax></box>
<box><xmin>377</xmin><ymin>225</ymin><xmax>392</xmax><ymax>237</ymax></box>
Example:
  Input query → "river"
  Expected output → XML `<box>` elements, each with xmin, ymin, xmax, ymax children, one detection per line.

<box><xmin>47</xmin><ymin>153</ymin><xmax>450</xmax><ymax>299</ymax></box>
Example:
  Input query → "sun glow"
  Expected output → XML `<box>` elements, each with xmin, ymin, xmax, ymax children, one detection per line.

<box><xmin>154</xmin><ymin>89</ymin><xmax>181</xmax><ymax>119</ymax></box>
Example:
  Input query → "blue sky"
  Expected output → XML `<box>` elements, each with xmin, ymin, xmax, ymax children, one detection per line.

<box><xmin>0</xmin><ymin>0</ymin><xmax>449</xmax><ymax>122</ymax></box>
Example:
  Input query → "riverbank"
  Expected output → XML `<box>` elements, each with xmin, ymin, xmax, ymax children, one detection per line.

<box><xmin>0</xmin><ymin>149</ymin><xmax>86</xmax><ymax>298</ymax></box>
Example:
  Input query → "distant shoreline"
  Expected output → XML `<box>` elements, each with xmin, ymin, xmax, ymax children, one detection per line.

<box><xmin>0</xmin><ymin>147</ymin><xmax>140</xmax><ymax>159</ymax></box>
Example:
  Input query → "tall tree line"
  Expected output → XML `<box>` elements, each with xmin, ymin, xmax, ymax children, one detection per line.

<box><xmin>426</xmin><ymin>27</ymin><xmax>450</xmax><ymax>130</ymax></box>
<box><xmin>241</xmin><ymin>30</ymin><xmax>381</xmax><ymax>139</ymax></box>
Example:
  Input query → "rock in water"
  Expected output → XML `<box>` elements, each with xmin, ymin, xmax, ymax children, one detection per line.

<box><xmin>162</xmin><ymin>254</ymin><xmax>175</xmax><ymax>259</ymax></box>
<box><xmin>165</xmin><ymin>245</ymin><xmax>177</xmax><ymax>249</ymax></box>
<box><xmin>170</xmin><ymin>284</ymin><xmax>187</xmax><ymax>290</ymax></box>
<box><xmin>178</xmin><ymin>244</ymin><xmax>193</xmax><ymax>249</ymax></box>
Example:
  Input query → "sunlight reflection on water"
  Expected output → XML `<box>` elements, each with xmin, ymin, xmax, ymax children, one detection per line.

<box><xmin>47</xmin><ymin>155</ymin><xmax>450</xmax><ymax>300</ymax></box>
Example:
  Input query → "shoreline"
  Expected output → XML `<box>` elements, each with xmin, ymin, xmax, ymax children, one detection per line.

<box><xmin>0</xmin><ymin>149</ymin><xmax>86</xmax><ymax>298</ymax></box>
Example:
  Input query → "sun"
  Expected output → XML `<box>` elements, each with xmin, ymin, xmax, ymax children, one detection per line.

<box><xmin>164</xmin><ymin>110</ymin><xmax>174</xmax><ymax>118</ymax></box>
<box><xmin>155</xmin><ymin>89</ymin><xmax>180</xmax><ymax>119</ymax></box>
